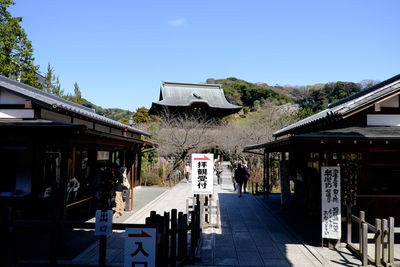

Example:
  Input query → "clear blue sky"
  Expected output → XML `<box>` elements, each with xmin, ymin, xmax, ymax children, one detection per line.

<box><xmin>11</xmin><ymin>0</ymin><xmax>400</xmax><ymax>111</ymax></box>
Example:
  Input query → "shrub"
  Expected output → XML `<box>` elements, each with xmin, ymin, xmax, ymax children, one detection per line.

<box><xmin>144</xmin><ymin>173</ymin><xmax>162</xmax><ymax>186</ymax></box>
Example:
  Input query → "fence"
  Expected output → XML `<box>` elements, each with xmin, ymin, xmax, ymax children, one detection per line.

<box><xmin>145</xmin><ymin>203</ymin><xmax>201</xmax><ymax>267</ymax></box>
<box><xmin>246</xmin><ymin>178</ymin><xmax>261</xmax><ymax>196</ymax></box>
<box><xmin>187</xmin><ymin>195</ymin><xmax>220</xmax><ymax>229</ymax></box>
<box><xmin>1</xmin><ymin>200</ymin><xmax>202</xmax><ymax>267</ymax></box>
<box><xmin>346</xmin><ymin>207</ymin><xmax>398</xmax><ymax>266</ymax></box>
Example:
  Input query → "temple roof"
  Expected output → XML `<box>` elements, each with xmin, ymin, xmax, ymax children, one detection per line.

<box><xmin>0</xmin><ymin>75</ymin><xmax>150</xmax><ymax>137</ymax></box>
<box><xmin>150</xmin><ymin>81</ymin><xmax>242</xmax><ymax>115</ymax></box>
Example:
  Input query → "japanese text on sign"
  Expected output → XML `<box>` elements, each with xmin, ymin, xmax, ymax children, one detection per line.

<box><xmin>321</xmin><ymin>166</ymin><xmax>341</xmax><ymax>239</ymax></box>
<box><xmin>95</xmin><ymin>210</ymin><xmax>113</xmax><ymax>236</ymax></box>
<box><xmin>192</xmin><ymin>154</ymin><xmax>213</xmax><ymax>195</ymax></box>
<box><xmin>124</xmin><ymin>228</ymin><xmax>156</xmax><ymax>267</ymax></box>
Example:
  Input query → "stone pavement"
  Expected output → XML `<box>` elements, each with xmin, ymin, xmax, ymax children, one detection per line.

<box><xmin>70</xmin><ymin>179</ymin><xmax>194</xmax><ymax>266</ymax></box>
<box><xmin>188</xmin><ymin>161</ymin><xmax>360</xmax><ymax>267</ymax></box>
<box><xmin>70</xmin><ymin>161</ymin><xmax>362</xmax><ymax>266</ymax></box>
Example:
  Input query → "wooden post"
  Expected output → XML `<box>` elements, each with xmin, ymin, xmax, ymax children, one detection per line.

<box><xmin>150</xmin><ymin>210</ymin><xmax>157</xmax><ymax>219</ymax></box>
<box><xmin>359</xmin><ymin>211</ymin><xmax>365</xmax><ymax>255</ymax></box>
<box><xmin>382</xmin><ymin>219</ymin><xmax>388</xmax><ymax>263</ymax></box>
<box><xmin>162</xmin><ymin>212</ymin><xmax>169</xmax><ymax>267</ymax></box>
<box><xmin>375</xmin><ymin>218</ymin><xmax>382</xmax><ymax>267</ymax></box>
<box><xmin>196</xmin><ymin>199</ymin><xmax>201</xmax><ymax>242</ymax></box>
<box><xmin>216</xmin><ymin>199</ymin><xmax>220</xmax><ymax>228</ymax></box>
<box><xmin>183</xmin><ymin>213</ymin><xmax>188</xmax><ymax>258</ymax></box>
<box><xmin>72</xmin><ymin>145</ymin><xmax>76</xmax><ymax>178</ymax></box>
<box><xmin>361</xmin><ymin>222</ymin><xmax>368</xmax><ymax>267</ymax></box>
<box><xmin>204</xmin><ymin>195</ymin><xmax>208</xmax><ymax>223</ymax></box>
<box><xmin>347</xmin><ymin>205</ymin><xmax>352</xmax><ymax>245</ymax></box>
<box><xmin>99</xmin><ymin>235</ymin><xmax>107</xmax><ymax>267</ymax></box>
<box><xmin>178</xmin><ymin>212</ymin><xmax>184</xmax><ymax>260</ymax></box>
<box><xmin>208</xmin><ymin>195</ymin><xmax>212</xmax><ymax>225</ymax></box>
<box><xmin>266</xmin><ymin>152</ymin><xmax>270</xmax><ymax>199</ymax></box>
<box><xmin>190</xmin><ymin>210</ymin><xmax>196</xmax><ymax>258</ymax></box>
<box><xmin>388</xmin><ymin>217</ymin><xmax>394</xmax><ymax>265</ymax></box>
<box><xmin>130</xmin><ymin>161</ymin><xmax>135</xmax><ymax>211</ymax></box>
<box><xmin>171</xmin><ymin>209</ymin><xmax>177</xmax><ymax>266</ymax></box>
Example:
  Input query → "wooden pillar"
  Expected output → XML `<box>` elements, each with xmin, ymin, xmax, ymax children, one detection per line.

<box><xmin>265</xmin><ymin>151</ymin><xmax>270</xmax><ymax>199</ymax></box>
<box><xmin>279</xmin><ymin>158</ymin><xmax>290</xmax><ymax>210</ymax></box>
<box><xmin>137</xmin><ymin>150</ymin><xmax>142</xmax><ymax>185</ymax></box>
<box><xmin>71</xmin><ymin>145</ymin><xmax>76</xmax><ymax>178</ymax></box>
<box><xmin>60</xmin><ymin>146</ymin><xmax>69</xmax><ymax>220</ymax></box>
<box><xmin>131</xmin><ymin>156</ymin><xmax>135</xmax><ymax>211</ymax></box>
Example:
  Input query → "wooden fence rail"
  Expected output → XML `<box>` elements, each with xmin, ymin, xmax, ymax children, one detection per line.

<box><xmin>1</xmin><ymin>198</ymin><xmax>202</xmax><ymax>267</ymax></box>
<box><xmin>346</xmin><ymin>208</ymin><xmax>397</xmax><ymax>267</ymax></box>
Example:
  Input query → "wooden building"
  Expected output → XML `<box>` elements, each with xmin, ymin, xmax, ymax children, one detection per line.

<box><xmin>0</xmin><ymin>75</ymin><xmax>151</xmax><ymax>220</ymax></box>
<box><xmin>244</xmin><ymin>73</ymin><xmax>400</xmax><ymax>230</ymax></box>
<box><xmin>149</xmin><ymin>81</ymin><xmax>242</xmax><ymax>119</ymax></box>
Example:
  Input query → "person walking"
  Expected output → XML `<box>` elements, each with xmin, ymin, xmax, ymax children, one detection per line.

<box><xmin>184</xmin><ymin>162</ymin><xmax>191</xmax><ymax>182</ymax></box>
<box><xmin>231</xmin><ymin>163</ymin><xmax>237</xmax><ymax>191</ymax></box>
<box><xmin>216</xmin><ymin>162</ymin><xmax>223</xmax><ymax>184</ymax></box>
<box><xmin>114</xmin><ymin>177</ymin><xmax>124</xmax><ymax>216</ymax></box>
<box><xmin>234</xmin><ymin>162</ymin><xmax>246</xmax><ymax>198</ymax></box>
<box><xmin>242</xmin><ymin>160</ymin><xmax>250</xmax><ymax>194</ymax></box>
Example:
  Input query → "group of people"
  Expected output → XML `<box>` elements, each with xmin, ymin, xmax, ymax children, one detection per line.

<box><xmin>95</xmin><ymin>163</ymin><xmax>128</xmax><ymax>216</ymax></box>
<box><xmin>184</xmin><ymin>159</ymin><xmax>250</xmax><ymax>198</ymax></box>
<box><xmin>233</xmin><ymin>161</ymin><xmax>250</xmax><ymax>198</ymax></box>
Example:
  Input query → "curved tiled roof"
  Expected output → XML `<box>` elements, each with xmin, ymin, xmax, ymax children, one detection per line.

<box><xmin>0</xmin><ymin>75</ymin><xmax>150</xmax><ymax>137</ymax></box>
<box><xmin>151</xmin><ymin>81</ymin><xmax>242</xmax><ymax>111</ymax></box>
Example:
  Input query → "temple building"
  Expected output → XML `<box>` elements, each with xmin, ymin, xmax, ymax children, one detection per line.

<box><xmin>244</xmin><ymin>73</ymin><xmax>400</xmax><ymax>241</ymax></box>
<box><xmin>0</xmin><ymin>75</ymin><xmax>152</xmax><ymax>220</ymax></box>
<box><xmin>149</xmin><ymin>81</ymin><xmax>242</xmax><ymax>119</ymax></box>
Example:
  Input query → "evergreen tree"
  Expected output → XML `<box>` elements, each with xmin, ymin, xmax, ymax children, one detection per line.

<box><xmin>0</xmin><ymin>0</ymin><xmax>39</xmax><ymax>87</ymax></box>
<box><xmin>43</xmin><ymin>62</ymin><xmax>64</xmax><ymax>96</ymax></box>
<box><xmin>133</xmin><ymin>107</ymin><xmax>150</xmax><ymax>123</ymax></box>
<box><xmin>73</xmin><ymin>82</ymin><xmax>82</xmax><ymax>104</ymax></box>
<box><xmin>43</xmin><ymin>62</ymin><xmax>54</xmax><ymax>93</ymax></box>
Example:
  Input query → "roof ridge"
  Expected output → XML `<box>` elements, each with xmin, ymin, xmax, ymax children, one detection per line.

<box><xmin>0</xmin><ymin>75</ymin><xmax>95</xmax><ymax>113</ymax></box>
<box><xmin>162</xmin><ymin>81</ymin><xmax>221</xmax><ymax>89</ymax></box>
<box><xmin>0</xmin><ymin>75</ymin><xmax>150</xmax><ymax>136</ymax></box>
<box><xmin>328</xmin><ymin>73</ymin><xmax>400</xmax><ymax>108</ymax></box>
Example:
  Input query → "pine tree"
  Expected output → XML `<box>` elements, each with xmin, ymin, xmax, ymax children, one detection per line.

<box><xmin>43</xmin><ymin>62</ymin><xmax>54</xmax><ymax>93</ymax></box>
<box><xmin>43</xmin><ymin>62</ymin><xmax>64</xmax><ymax>96</ymax></box>
<box><xmin>0</xmin><ymin>0</ymin><xmax>40</xmax><ymax>88</ymax></box>
<box><xmin>73</xmin><ymin>82</ymin><xmax>82</xmax><ymax>104</ymax></box>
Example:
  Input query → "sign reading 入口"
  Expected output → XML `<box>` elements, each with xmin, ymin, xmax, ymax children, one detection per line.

<box><xmin>124</xmin><ymin>227</ymin><xmax>156</xmax><ymax>267</ymax></box>
<box><xmin>191</xmin><ymin>153</ymin><xmax>214</xmax><ymax>194</ymax></box>
<box><xmin>321</xmin><ymin>166</ymin><xmax>341</xmax><ymax>240</ymax></box>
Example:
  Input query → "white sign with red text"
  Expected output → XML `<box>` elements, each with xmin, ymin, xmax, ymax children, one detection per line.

<box><xmin>192</xmin><ymin>153</ymin><xmax>214</xmax><ymax>194</ymax></box>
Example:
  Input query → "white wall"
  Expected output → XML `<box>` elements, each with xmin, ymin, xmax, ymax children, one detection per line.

<box><xmin>367</xmin><ymin>114</ymin><xmax>400</xmax><ymax>126</ymax></box>
<box><xmin>0</xmin><ymin>90</ymin><xmax>26</xmax><ymax>104</ymax></box>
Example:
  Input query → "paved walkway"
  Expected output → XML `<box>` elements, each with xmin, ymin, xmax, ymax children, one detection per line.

<box><xmin>189</xmin><ymin>162</ymin><xmax>361</xmax><ymax>267</ymax></box>
<box><xmin>70</xmin><ymin>161</ymin><xmax>363</xmax><ymax>266</ymax></box>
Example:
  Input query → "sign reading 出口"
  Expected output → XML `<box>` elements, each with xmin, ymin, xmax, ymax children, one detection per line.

<box><xmin>94</xmin><ymin>210</ymin><xmax>113</xmax><ymax>236</ymax></box>
<box><xmin>192</xmin><ymin>153</ymin><xmax>214</xmax><ymax>194</ymax></box>
<box><xmin>321</xmin><ymin>166</ymin><xmax>341</xmax><ymax>240</ymax></box>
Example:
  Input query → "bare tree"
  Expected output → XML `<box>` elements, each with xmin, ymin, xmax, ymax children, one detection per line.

<box><xmin>139</xmin><ymin>113</ymin><xmax>217</xmax><ymax>186</ymax></box>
